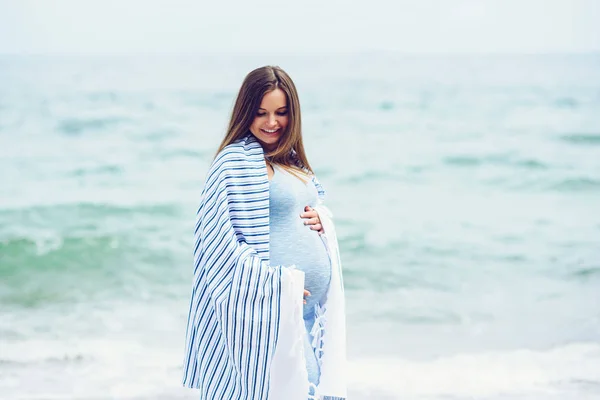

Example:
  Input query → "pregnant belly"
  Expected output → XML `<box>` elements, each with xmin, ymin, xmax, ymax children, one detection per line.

<box><xmin>270</xmin><ymin>221</ymin><xmax>331</xmax><ymax>316</ymax></box>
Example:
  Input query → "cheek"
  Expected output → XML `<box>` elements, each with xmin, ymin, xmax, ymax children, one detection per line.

<box><xmin>280</xmin><ymin>116</ymin><xmax>289</xmax><ymax>128</ymax></box>
<box><xmin>250</xmin><ymin>117</ymin><xmax>261</xmax><ymax>132</ymax></box>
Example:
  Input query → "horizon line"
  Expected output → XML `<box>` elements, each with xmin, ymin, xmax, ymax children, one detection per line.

<box><xmin>1</xmin><ymin>49</ymin><xmax>599</xmax><ymax>57</ymax></box>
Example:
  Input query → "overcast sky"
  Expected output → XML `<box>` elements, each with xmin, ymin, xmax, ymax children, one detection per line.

<box><xmin>0</xmin><ymin>0</ymin><xmax>598</xmax><ymax>54</ymax></box>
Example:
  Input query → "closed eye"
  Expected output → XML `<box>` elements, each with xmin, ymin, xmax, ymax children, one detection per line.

<box><xmin>257</xmin><ymin>108</ymin><xmax>288</xmax><ymax>117</ymax></box>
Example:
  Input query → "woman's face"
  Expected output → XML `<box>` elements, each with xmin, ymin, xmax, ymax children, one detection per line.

<box><xmin>249</xmin><ymin>88</ymin><xmax>289</xmax><ymax>151</ymax></box>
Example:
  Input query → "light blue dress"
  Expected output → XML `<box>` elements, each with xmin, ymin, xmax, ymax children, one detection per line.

<box><xmin>269</xmin><ymin>164</ymin><xmax>332</xmax><ymax>387</ymax></box>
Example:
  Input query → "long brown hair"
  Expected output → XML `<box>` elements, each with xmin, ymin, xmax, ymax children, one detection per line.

<box><xmin>215</xmin><ymin>66</ymin><xmax>313</xmax><ymax>180</ymax></box>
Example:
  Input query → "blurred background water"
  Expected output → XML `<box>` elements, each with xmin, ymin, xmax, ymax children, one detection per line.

<box><xmin>1</xmin><ymin>53</ymin><xmax>600</xmax><ymax>399</ymax></box>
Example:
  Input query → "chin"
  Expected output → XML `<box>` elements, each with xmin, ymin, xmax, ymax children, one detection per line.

<box><xmin>252</xmin><ymin>131</ymin><xmax>282</xmax><ymax>149</ymax></box>
<box><xmin>260</xmin><ymin>135</ymin><xmax>280</xmax><ymax>145</ymax></box>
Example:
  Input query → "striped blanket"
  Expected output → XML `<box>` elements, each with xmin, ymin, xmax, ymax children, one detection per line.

<box><xmin>182</xmin><ymin>133</ymin><xmax>346</xmax><ymax>399</ymax></box>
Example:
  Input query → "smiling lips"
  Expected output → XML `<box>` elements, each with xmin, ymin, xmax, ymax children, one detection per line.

<box><xmin>261</xmin><ymin>128</ymin><xmax>280</xmax><ymax>135</ymax></box>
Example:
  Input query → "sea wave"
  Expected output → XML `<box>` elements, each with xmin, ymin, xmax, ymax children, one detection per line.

<box><xmin>554</xmin><ymin>97</ymin><xmax>579</xmax><ymax>108</ymax></box>
<box><xmin>443</xmin><ymin>154</ymin><xmax>549</xmax><ymax>169</ymax></box>
<box><xmin>572</xmin><ymin>266</ymin><xmax>600</xmax><ymax>280</ymax></box>
<box><xmin>0</xmin><ymin>202</ymin><xmax>182</xmax><ymax>219</ymax></box>
<box><xmin>559</xmin><ymin>133</ymin><xmax>600</xmax><ymax>145</ymax></box>
<box><xmin>2</xmin><ymin>235</ymin><xmax>121</xmax><ymax>294</ymax></box>
<box><xmin>550</xmin><ymin>177</ymin><xmax>600</xmax><ymax>192</ymax></box>
<box><xmin>158</xmin><ymin>147</ymin><xmax>212</xmax><ymax>160</ymax></box>
<box><xmin>350</xmin><ymin>342</ymin><xmax>600</xmax><ymax>398</ymax></box>
<box><xmin>3</xmin><ymin>338</ymin><xmax>598</xmax><ymax>400</ymax></box>
<box><xmin>56</xmin><ymin>116</ymin><xmax>130</xmax><ymax>135</ymax></box>
<box><xmin>0</xmin><ymin>234</ymin><xmax>126</xmax><ymax>307</ymax></box>
<box><xmin>0</xmin><ymin>234</ymin><xmax>121</xmax><ymax>262</ymax></box>
<box><xmin>340</xmin><ymin>170</ymin><xmax>402</xmax><ymax>184</ymax></box>
<box><xmin>68</xmin><ymin>164</ymin><xmax>123</xmax><ymax>177</ymax></box>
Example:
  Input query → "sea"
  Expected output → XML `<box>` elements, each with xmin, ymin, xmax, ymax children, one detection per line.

<box><xmin>1</xmin><ymin>53</ymin><xmax>599</xmax><ymax>400</ymax></box>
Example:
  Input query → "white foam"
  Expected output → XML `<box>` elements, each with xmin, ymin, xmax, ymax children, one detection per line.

<box><xmin>348</xmin><ymin>342</ymin><xmax>600</xmax><ymax>398</ymax></box>
<box><xmin>3</xmin><ymin>336</ymin><xmax>599</xmax><ymax>399</ymax></box>
<box><xmin>1</xmin><ymin>335</ymin><xmax>191</xmax><ymax>399</ymax></box>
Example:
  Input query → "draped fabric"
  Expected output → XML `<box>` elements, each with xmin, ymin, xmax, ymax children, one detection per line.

<box><xmin>182</xmin><ymin>133</ymin><xmax>346</xmax><ymax>399</ymax></box>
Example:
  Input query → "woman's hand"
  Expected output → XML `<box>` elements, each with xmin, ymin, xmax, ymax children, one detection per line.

<box><xmin>300</xmin><ymin>206</ymin><xmax>324</xmax><ymax>234</ymax></box>
<box><xmin>304</xmin><ymin>289</ymin><xmax>311</xmax><ymax>304</ymax></box>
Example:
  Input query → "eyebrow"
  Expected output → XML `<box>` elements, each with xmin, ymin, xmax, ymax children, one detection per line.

<box><xmin>258</xmin><ymin>106</ymin><xmax>288</xmax><ymax>111</ymax></box>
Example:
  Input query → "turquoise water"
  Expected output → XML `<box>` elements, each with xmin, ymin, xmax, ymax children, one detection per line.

<box><xmin>1</xmin><ymin>53</ymin><xmax>600</xmax><ymax>399</ymax></box>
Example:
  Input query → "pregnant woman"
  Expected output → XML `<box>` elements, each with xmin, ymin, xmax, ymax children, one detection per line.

<box><xmin>182</xmin><ymin>66</ymin><xmax>347</xmax><ymax>400</ymax></box>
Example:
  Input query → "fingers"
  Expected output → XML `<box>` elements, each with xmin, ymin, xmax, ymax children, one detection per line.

<box><xmin>303</xmin><ymin>289</ymin><xmax>311</xmax><ymax>304</ymax></box>
<box><xmin>300</xmin><ymin>206</ymin><xmax>322</xmax><ymax>233</ymax></box>
<box><xmin>303</xmin><ymin>217</ymin><xmax>319</xmax><ymax>226</ymax></box>
<box><xmin>299</xmin><ymin>210</ymin><xmax>318</xmax><ymax>219</ymax></box>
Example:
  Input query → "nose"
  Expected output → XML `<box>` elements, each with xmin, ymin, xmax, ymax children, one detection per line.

<box><xmin>267</xmin><ymin>114</ymin><xmax>277</xmax><ymax>127</ymax></box>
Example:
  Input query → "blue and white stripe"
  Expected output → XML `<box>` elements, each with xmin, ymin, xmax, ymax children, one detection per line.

<box><xmin>182</xmin><ymin>133</ymin><xmax>329</xmax><ymax>399</ymax></box>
